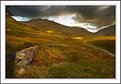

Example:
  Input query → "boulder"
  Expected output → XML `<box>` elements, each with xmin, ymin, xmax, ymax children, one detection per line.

<box><xmin>14</xmin><ymin>46</ymin><xmax>38</xmax><ymax>77</ymax></box>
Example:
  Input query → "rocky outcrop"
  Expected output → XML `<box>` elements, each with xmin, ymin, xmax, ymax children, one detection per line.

<box><xmin>14</xmin><ymin>44</ymin><xmax>66</xmax><ymax>77</ymax></box>
<box><xmin>14</xmin><ymin>46</ymin><xmax>38</xmax><ymax>77</ymax></box>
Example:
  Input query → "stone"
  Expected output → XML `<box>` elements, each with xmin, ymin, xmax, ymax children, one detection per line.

<box><xmin>15</xmin><ymin>46</ymin><xmax>38</xmax><ymax>77</ymax></box>
<box><xmin>17</xmin><ymin>68</ymin><xmax>26</xmax><ymax>76</ymax></box>
<box><xmin>16</xmin><ymin>52</ymin><xmax>25</xmax><ymax>59</ymax></box>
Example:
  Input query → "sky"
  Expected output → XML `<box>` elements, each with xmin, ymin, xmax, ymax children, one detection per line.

<box><xmin>7</xmin><ymin>6</ymin><xmax>115</xmax><ymax>33</ymax></box>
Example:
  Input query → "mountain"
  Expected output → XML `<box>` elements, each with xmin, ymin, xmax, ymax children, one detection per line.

<box><xmin>6</xmin><ymin>15</ymin><xmax>115</xmax><ymax>78</ymax></box>
<box><xmin>94</xmin><ymin>25</ymin><xmax>115</xmax><ymax>36</ymax></box>
<box><xmin>6</xmin><ymin>15</ymin><xmax>115</xmax><ymax>53</ymax></box>
<box><xmin>24</xmin><ymin>18</ymin><xmax>93</xmax><ymax>36</ymax></box>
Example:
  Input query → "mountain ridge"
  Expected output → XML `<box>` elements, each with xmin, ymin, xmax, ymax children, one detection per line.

<box><xmin>94</xmin><ymin>25</ymin><xmax>115</xmax><ymax>36</ymax></box>
<box><xmin>6</xmin><ymin>15</ymin><xmax>115</xmax><ymax>78</ymax></box>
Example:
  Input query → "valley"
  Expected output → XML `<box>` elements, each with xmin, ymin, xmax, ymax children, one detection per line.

<box><xmin>6</xmin><ymin>15</ymin><xmax>115</xmax><ymax>78</ymax></box>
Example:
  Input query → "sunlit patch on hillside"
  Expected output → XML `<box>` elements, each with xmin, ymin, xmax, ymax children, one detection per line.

<box><xmin>92</xmin><ymin>36</ymin><xmax>115</xmax><ymax>41</ymax></box>
<box><xmin>72</xmin><ymin>37</ymin><xmax>83</xmax><ymax>40</ymax></box>
<box><xmin>46</xmin><ymin>30</ymin><xmax>53</xmax><ymax>33</ymax></box>
<box><xmin>99</xmin><ymin>36</ymin><xmax>115</xmax><ymax>40</ymax></box>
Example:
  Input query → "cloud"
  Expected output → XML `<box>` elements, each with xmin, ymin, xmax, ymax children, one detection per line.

<box><xmin>72</xmin><ymin>6</ymin><xmax>115</xmax><ymax>27</ymax></box>
<box><xmin>7</xmin><ymin>6</ymin><xmax>115</xmax><ymax>27</ymax></box>
<box><xmin>7</xmin><ymin>6</ymin><xmax>66</xmax><ymax>17</ymax></box>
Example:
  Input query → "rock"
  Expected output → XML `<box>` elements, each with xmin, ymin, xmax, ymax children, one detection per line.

<box><xmin>14</xmin><ymin>46</ymin><xmax>38</xmax><ymax>77</ymax></box>
<box><xmin>16</xmin><ymin>53</ymin><xmax>25</xmax><ymax>59</ymax></box>
<box><xmin>17</xmin><ymin>68</ymin><xmax>26</xmax><ymax>76</ymax></box>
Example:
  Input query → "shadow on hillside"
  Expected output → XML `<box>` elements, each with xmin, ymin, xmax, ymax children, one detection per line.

<box><xmin>6</xmin><ymin>52</ymin><xmax>16</xmax><ymax>78</ymax></box>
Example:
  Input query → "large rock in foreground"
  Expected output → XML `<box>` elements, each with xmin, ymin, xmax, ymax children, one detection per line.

<box><xmin>15</xmin><ymin>46</ymin><xmax>38</xmax><ymax>77</ymax></box>
<box><xmin>14</xmin><ymin>45</ymin><xmax>64</xmax><ymax>77</ymax></box>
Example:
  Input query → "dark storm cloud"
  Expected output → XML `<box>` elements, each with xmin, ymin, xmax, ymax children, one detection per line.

<box><xmin>99</xmin><ymin>6</ymin><xmax>115</xmax><ymax>17</ymax></box>
<box><xmin>66</xmin><ymin>6</ymin><xmax>99</xmax><ymax>19</ymax></box>
<box><xmin>71</xmin><ymin>6</ymin><xmax>115</xmax><ymax>27</ymax></box>
<box><xmin>7</xmin><ymin>6</ymin><xmax>115</xmax><ymax>27</ymax></box>
<box><xmin>7</xmin><ymin>6</ymin><xmax>66</xmax><ymax>17</ymax></box>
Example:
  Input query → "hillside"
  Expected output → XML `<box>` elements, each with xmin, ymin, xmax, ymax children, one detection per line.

<box><xmin>24</xmin><ymin>19</ymin><xmax>93</xmax><ymax>36</ymax></box>
<box><xmin>94</xmin><ymin>25</ymin><xmax>115</xmax><ymax>36</ymax></box>
<box><xmin>6</xmin><ymin>15</ymin><xmax>115</xmax><ymax>78</ymax></box>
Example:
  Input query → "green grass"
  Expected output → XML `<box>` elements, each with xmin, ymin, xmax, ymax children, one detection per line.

<box><xmin>15</xmin><ymin>44</ymin><xmax>115</xmax><ymax>78</ymax></box>
<box><xmin>47</xmin><ymin>61</ymin><xmax>114</xmax><ymax>78</ymax></box>
<box><xmin>17</xmin><ymin>53</ymin><xmax>114</xmax><ymax>78</ymax></box>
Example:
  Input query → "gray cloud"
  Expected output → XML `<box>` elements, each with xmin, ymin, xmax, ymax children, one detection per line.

<box><xmin>7</xmin><ymin>6</ymin><xmax>66</xmax><ymax>17</ymax></box>
<box><xmin>72</xmin><ymin>6</ymin><xmax>115</xmax><ymax>26</ymax></box>
<box><xmin>7</xmin><ymin>6</ymin><xmax>115</xmax><ymax>27</ymax></box>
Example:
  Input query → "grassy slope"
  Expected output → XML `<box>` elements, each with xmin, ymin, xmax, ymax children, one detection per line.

<box><xmin>6</xmin><ymin>16</ymin><xmax>115</xmax><ymax>78</ymax></box>
<box><xmin>20</xmin><ymin>44</ymin><xmax>114</xmax><ymax>78</ymax></box>
<box><xmin>6</xmin><ymin>16</ymin><xmax>65</xmax><ymax>52</ymax></box>
<box><xmin>87</xmin><ymin>36</ymin><xmax>115</xmax><ymax>54</ymax></box>
<box><xmin>25</xmin><ymin>19</ymin><xmax>93</xmax><ymax>37</ymax></box>
<box><xmin>88</xmin><ymin>40</ymin><xmax>115</xmax><ymax>54</ymax></box>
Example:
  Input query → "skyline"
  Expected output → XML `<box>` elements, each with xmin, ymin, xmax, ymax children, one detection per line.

<box><xmin>7</xmin><ymin>6</ymin><xmax>115</xmax><ymax>32</ymax></box>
